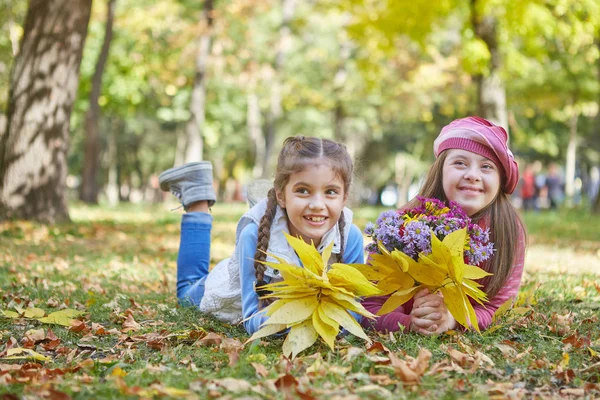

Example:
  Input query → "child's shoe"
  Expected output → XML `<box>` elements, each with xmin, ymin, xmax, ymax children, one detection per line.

<box><xmin>246</xmin><ymin>179</ymin><xmax>272</xmax><ymax>208</ymax></box>
<box><xmin>159</xmin><ymin>162</ymin><xmax>216</xmax><ymax>209</ymax></box>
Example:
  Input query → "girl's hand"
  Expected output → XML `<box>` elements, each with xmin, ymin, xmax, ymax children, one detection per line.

<box><xmin>409</xmin><ymin>289</ymin><xmax>457</xmax><ymax>335</ymax></box>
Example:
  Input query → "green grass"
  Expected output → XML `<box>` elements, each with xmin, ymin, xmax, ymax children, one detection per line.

<box><xmin>1</xmin><ymin>202</ymin><xmax>599</xmax><ymax>399</ymax></box>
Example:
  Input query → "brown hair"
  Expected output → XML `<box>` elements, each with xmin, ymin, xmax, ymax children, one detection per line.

<box><xmin>408</xmin><ymin>151</ymin><xmax>526</xmax><ymax>298</ymax></box>
<box><xmin>254</xmin><ymin>136</ymin><xmax>354</xmax><ymax>295</ymax></box>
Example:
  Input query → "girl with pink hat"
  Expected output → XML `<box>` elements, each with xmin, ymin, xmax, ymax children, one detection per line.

<box><xmin>362</xmin><ymin>116</ymin><xmax>527</xmax><ymax>335</ymax></box>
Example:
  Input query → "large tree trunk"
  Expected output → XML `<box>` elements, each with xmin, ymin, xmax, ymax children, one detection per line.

<box><xmin>470</xmin><ymin>0</ymin><xmax>508</xmax><ymax>130</ymax></box>
<box><xmin>80</xmin><ymin>0</ymin><xmax>116</xmax><ymax>204</ymax></box>
<box><xmin>332</xmin><ymin>40</ymin><xmax>351</xmax><ymax>142</ymax></box>
<box><xmin>261</xmin><ymin>0</ymin><xmax>295</xmax><ymax>179</ymax></box>
<box><xmin>184</xmin><ymin>0</ymin><xmax>214</xmax><ymax>163</ymax></box>
<box><xmin>0</xmin><ymin>0</ymin><xmax>92</xmax><ymax>223</ymax></box>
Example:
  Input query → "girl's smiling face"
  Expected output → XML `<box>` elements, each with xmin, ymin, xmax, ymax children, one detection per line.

<box><xmin>276</xmin><ymin>163</ymin><xmax>347</xmax><ymax>247</ymax></box>
<box><xmin>442</xmin><ymin>149</ymin><xmax>501</xmax><ymax>216</ymax></box>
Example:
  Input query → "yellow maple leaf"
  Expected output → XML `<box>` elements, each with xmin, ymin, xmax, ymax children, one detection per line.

<box><xmin>425</xmin><ymin>228</ymin><xmax>492</xmax><ymax>332</ymax></box>
<box><xmin>246</xmin><ymin>232</ymin><xmax>380</xmax><ymax>358</ymax></box>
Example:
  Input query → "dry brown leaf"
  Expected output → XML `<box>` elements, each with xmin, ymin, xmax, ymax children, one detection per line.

<box><xmin>121</xmin><ymin>314</ymin><xmax>140</xmax><ymax>332</ymax></box>
<box><xmin>198</xmin><ymin>332</ymin><xmax>223</xmax><ymax>346</ymax></box>
<box><xmin>24</xmin><ymin>328</ymin><xmax>45</xmax><ymax>343</ymax></box>
<box><xmin>562</xmin><ymin>333</ymin><xmax>591</xmax><ymax>349</ymax></box>
<box><xmin>209</xmin><ymin>377</ymin><xmax>252</xmax><ymax>393</ymax></box>
<box><xmin>560</xmin><ymin>388</ymin><xmax>584</xmax><ymax>396</ymax></box>
<box><xmin>0</xmin><ymin>364</ymin><xmax>22</xmax><ymax>372</ymax></box>
<box><xmin>274</xmin><ymin>373</ymin><xmax>298</xmax><ymax>391</ymax></box>
<box><xmin>69</xmin><ymin>320</ymin><xmax>88</xmax><ymax>333</ymax></box>
<box><xmin>366</xmin><ymin>341</ymin><xmax>389</xmax><ymax>354</ymax></box>
<box><xmin>413</xmin><ymin>348</ymin><xmax>432</xmax><ymax>375</ymax></box>
<box><xmin>494</xmin><ymin>343</ymin><xmax>517</xmax><ymax>358</ymax></box>
<box><xmin>46</xmin><ymin>298</ymin><xmax>59</xmax><ymax>308</ymax></box>
<box><xmin>388</xmin><ymin>348</ymin><xmax>432</xmax><ymax>385</ymax></box>
<box><xmin>251</xmin><ymin>362</ymin><xmax>269</xmax><ymax>378</ymax></box>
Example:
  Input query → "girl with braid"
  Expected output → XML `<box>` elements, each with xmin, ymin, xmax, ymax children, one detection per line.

<box><xmin>159</xmin><ymin>136</ymin><xmax>364</xmax><ymax>334</ymax></box>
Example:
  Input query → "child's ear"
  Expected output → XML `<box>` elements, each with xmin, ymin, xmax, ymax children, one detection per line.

<box><xmin>275</xmin><ymin>190</ymin><xmax>286</xmax><ymax>208</ymax></box>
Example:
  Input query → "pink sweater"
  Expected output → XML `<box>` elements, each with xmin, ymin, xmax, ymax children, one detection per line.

<box><xmin>361</xmin><ymin>220</ymin><xmax>526</xmax><ymax>332</ymax></box>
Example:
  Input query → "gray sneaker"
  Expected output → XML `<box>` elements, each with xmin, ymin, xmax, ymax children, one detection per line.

<box><xmin>246</xmin><ymin>179</ymin><xmax>272</xmax><ymax>208</ymax></box>
<box><xmin>159</xmin><ymin>162</ymin><xmax>216</xmax><ymax>208</ymax></box>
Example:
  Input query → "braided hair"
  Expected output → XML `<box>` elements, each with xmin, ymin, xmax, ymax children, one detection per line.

<box><xmin>253</xmin><ymin>136</ymin><xmax>354</xmax><ymax>295</ymax></box>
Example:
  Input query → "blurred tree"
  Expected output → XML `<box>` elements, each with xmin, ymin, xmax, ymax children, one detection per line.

<box><xmin>0</xmin><ymin>0</ymin><xmax>92</xmax><ymax>222</ymax></box>
<box><xmin>183</xmin><ymin>0</ymin><xmax>215</xmax><ymax>163</ymax></box>
<box><xmin>0</xmin><ymin>1</ymin><xmax>27</xmax><ymax>129</ymax></box>
<box><xmin>80</xmin><ymin>0</ymin><xmax>116</xmax><ymax>204</ymax></box>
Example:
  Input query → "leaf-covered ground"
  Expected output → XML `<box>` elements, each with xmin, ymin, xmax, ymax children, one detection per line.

<box><xmin>1</xmin><ymin>203</ymin><xmax>599</xmax><ymax>399</ymax></box>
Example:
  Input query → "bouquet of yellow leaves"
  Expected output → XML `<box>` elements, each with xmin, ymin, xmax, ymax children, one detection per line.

<box><xmin>358</xmin><ymin>198</ymin><xmax>493</xmax><ymax>332</ymax></box>
<box><xmin>246</xmin><ymin>233</ymin><xmax>381</xmax><ymax>358</ymax></box>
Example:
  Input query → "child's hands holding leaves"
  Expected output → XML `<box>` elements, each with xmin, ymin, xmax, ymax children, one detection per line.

<box><xmin>409</xmin><ymin>289</ymin><xmax>457</xmax><ymax>335</ymax></box>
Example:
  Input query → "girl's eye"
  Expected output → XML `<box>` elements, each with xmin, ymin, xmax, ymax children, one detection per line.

<box><xmin>326</xmin><ymin>189</ymin><xmax>339</xmax><ymax>195</ymax></box>
<box><xmin>482</xmin><ymin>164</ymin><xmax>494</xmax><ymax>170</ymax></box>
<box><xmin>453</xmin><ymin>161</ymin><xmax>466</xmax><ymax>166</ymax></box>
<box><xmin>296</xmin><ymin>188</ymin><xmax>309</xmax><ymax>194</ymax></box>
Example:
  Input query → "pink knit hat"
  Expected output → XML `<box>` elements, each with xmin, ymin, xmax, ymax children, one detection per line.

<box><xmin>433</xmin><ymin>116</ymin><xmax>519</xmax><ymax>194</ymax></box>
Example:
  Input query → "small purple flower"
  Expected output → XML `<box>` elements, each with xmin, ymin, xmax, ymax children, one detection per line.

<box><xmin>401</xmin><ymin>221</ymin><xmax>431</xmax><ymax>258</ymax></box>
<box><xmin>364</xmin><ymin>222</ymin><xmax>375</xmax><ymax>236</ymax></box>
<box><xmin>466</xmin><ymin>240</ymin><xmax>495</xmax><ymax>266</ymax></box>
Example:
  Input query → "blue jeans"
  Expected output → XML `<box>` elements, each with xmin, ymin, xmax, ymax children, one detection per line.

<box><xmin>176</xmin><ymin>212</ymin><xmax>213</xmax><ymax>306</ymax></box>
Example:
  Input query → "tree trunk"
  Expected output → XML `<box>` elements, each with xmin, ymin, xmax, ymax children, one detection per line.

<box><xmin>184</xmin><ymin>0</ymin><xmax>214</xmax><ymax>163</ymax></box>
<box><xmin>174</xmin><ymin>129</ymin><xmax>186</xmax><ymax>167</ymax></box>
<box><xmin>564</xmin><ymin>109</ymin><xmax>578</xmax><ymax>208</ymax></box>
<box><xmin>470</xmin><ymin>0</ymin><xmax>508</xmax><ymax>130</ymax></box>
<box><xmin>593</xmin><ymin>184</ymin><xmax>600</xmax><ymax>214</ymax></box>
<box><xmin>333</xmin><ymin>40</ymin><xmax>351</xmax><ymax>142</ymax></box>
<box><xmin>80</xmin><ymin>0</ymin><xmax>116</xmax><ymax>204</ymax></box>
<box><xmin>0</xmin><ymin>0</ymin><xmax>92</xmax><ymax>223</ymax></box>
<box><xmin>106</xmin><ymin>125</ymin><xmax>119</xmax><ymax>206</ymax></box>
<box><xmin>247</xmin><ymin>73</ymin><xmax>265</xmax><ymax>178</ymax></box>
<box><xmin>261</xmin><ymin>0</ymin><xmax>295</xmax><ymax>179</ymax></box>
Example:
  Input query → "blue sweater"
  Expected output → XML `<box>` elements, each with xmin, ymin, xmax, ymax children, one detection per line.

<box><xmin>239</xmin><ymin>223</ymin><xmax>365</xmax><ymax>334</ymax></box>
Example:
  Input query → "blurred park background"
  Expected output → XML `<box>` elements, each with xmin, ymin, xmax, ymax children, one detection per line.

<box><xmin>0</xmin><ymin>0</ymin><xmax>600</xmax><ymax>223</ymax></box>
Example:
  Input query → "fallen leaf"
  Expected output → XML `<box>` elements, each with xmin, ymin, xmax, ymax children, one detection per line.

<box><xmin>23</xmin><ymin>308</ymin><xmax>46</xmax><ymax>319</ymax></box>
<box><xmin>251</xmin><ymin>362</ymin><xmax>269</xmax><ymax>377</ymax></box>
<box><xmin>2</xmin><ymin>348</ymin><xmax>51</xmax><ymax>362</ymax></box>
<box><xmin>69</xmin><ymin>320</ymin><xmax>88</xmax><ymax>333</ymax></box>
<box><xmin>388</xmin><ymin>348</ymin><xmax>432</xmax><ymax>384</ymax></box>
<box><xmin>121</xmin><ymin>314</ymin><xmax>140</xmax><ymax>332</ymax></box>
<box><xmin>24</xmin><ymin>328</ymin><xmax>46</xmax><ymax>343</ymax></box>
<box><xmin>563</xmin><ymin>333</ymin><xmax>591</xmax><ymax>349</ymax></box>
<box><xmin>210</xmin><ymin>377</ymin><xmax>252</xmax><ymax>393</ymax></box>
<box><xmin>494</xmin><ymin>343</ymin><xmax>517</xmax><ymax>358</ymax></box>
<box><xmin>38</xmin><ymin>309</ymin><xmax>86</xmax><ymax>326</ymax></box>
<box><xmin>198</xmin><ymin>332</ymin><xmax>223</xmax><ymax>346</ymax></box>
<box><xmin>1</xmin><ymin>310</ymin><xmax>19</xmax><ymax>319</ymax></box>
<box><xmin>343</xmin><ymin>347</ymin><xmax>364</xmax><ymax>363</ymax></box>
